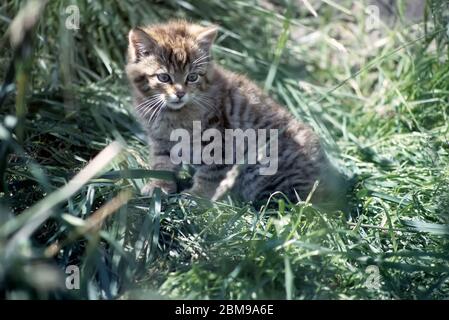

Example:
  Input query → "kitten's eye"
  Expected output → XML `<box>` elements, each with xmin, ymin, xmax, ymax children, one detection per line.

<box><xmin>186</xmin><ymin>73</ymin><xmax>199</xmax><ymax>83</ymax></box>
<box><xmin>157</xmin><ymin>73</ymin><xmax>171</xmax><ymax>83</ymax></box>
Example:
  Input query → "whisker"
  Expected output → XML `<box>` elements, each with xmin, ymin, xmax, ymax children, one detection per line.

<box><xmin>196</xmin><ymin>94</ymin><xmax>217</xmax><ymax>106</ymax></box>
<box><xmin>203</xmin><ymin>100</ymin><xmax>221</xmax><ymax>115</ymax></box>
<box><xmin>193</xmin><ymin>96</ymin><xmax>221</xmax><ymax>115</ymax></box>
<box><xmin>152</xmin><ymin>103</ymin><xmax>166</xmax><ymax>124</ymax></box>
<box><xmin>149</xmin><ymin>107</ymin><xmax>163</xmax><ymax>126</ymax></box>
<box><xmin>135</xmin><ymin>95</ymin><xmax>159</xmax><ymax>110</ymax></box>
<box><xmin>136</xmin><ymin>100</ymin><xmax>161</xmax><ymax>116</ymax></box>
<box><xmin>136</xmin><ymin>97</ymin><xmax>160</xmax><ymax>112</ymax></box>
<box><xmin>148</xmin><ymin>100</ymin><xmax>165</xmax><ymax>125</ymax></box>
<box><xmin>141</xmin><ymin>99</ymin><xmax>162</xmax><ymax>118</ymax></box>
<box><xmin>192</xmin><ymin>63</ymin><xmax>209</xmax><ymax>71</ymax></box>
<box><xmin>197</xmin><ymin>95</ymin><xmax>214</xmax><ymax>102</ymax></box>
<box><xmin>137</xmin><ymin>99</ymin><xmax>158</xmax><ymax>115</ymax></box>
<box><xmin>192</xmin><ymin>54</ymin><xmax>210</xmax><ymax>65</ymax></box>
<box><xmin>192</xmin><ymin>54</ymin><xmax>208</xmax><ymax>62</ymax></box>
<box><xmin>193</xmin><ymin>61</ymin><xmax>209</xmax><ymax>67</ymax></box>
<box><xmin>192</xmin><ymin>97</ymin><xmax>207</xmax><ymax>112</ymax></box>
<box><xmin>146</xmin><ymin>100</ymin><xmax>163</xmax><ymax>120</ymax></box>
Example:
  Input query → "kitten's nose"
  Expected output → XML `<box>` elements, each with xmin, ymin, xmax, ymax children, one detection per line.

<box><xmin>176</xmin><ymin>91</ymin><xmax>186</xmax><ymax>99</ymax></box>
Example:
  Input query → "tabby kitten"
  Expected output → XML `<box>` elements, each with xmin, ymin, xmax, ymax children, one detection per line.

<box><xmin>126</xmin><ymin>20</ymin><xmax>346</xmax><ymax>207</ymax></box>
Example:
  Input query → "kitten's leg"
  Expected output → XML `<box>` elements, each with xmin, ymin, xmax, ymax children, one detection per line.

<box><xmin>142</xmin><ymin>143</ymin><xmax>179</xmax><ymax>196</ymax></box>
<box><xmin>184</xmin><ymin>164</ymin><xmax>231</xmax><ymax>199</ymax></box>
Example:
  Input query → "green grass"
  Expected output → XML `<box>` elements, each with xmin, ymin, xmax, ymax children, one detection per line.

<box><xmin>0</xmin><ymin>0</ymin><xmax>449</xmax><ymax>299</ymax></box>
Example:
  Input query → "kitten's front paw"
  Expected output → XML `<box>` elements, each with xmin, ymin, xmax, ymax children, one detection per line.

<box><xmin>182</xmin><ymin>185</ymin><xmax>215</xmax><ymax>199</ymax></box>
<box><xmin>141</xmin><ymin>180</ymin><xmax>177</xmax><ymax>196</ymax></box>
<box><xmin>181</xmin><ymin>187</ymin><xmax>200</xmax><ymax>197</ymax></box>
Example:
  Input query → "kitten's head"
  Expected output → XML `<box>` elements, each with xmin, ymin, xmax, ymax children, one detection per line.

<box><xmin>126</xmin><ymin>20</ymin><xmax>217</xmax><ymax>111</ymax></box>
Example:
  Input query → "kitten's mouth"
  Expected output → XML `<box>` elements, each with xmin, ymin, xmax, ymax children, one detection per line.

<box><xmin>167</xmin><ymin>100</ymin><xmax>187</xmax><ymax>110</ymax></box>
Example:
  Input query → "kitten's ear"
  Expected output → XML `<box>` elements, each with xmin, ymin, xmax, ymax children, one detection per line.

<box><xmin>196</xmin><ymin>26</ymin><xmax>218</xmax><ymax>52</ymax></box>
<box><xmin>128</xmin><ymin>27</ymin><xmax>158</xmax><ymax>62</ymax></box>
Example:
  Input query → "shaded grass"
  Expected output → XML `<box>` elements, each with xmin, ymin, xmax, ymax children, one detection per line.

<box><xmin>0</xmin><ymin>0</ymin><xmax>449</xmax><ymax>299</ymax></box>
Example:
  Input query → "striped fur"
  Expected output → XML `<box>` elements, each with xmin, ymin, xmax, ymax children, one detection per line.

<box><xmin>126</xmin><ymin>20</ymin><xmax>346</xmax><ymax>207</ymax></box>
